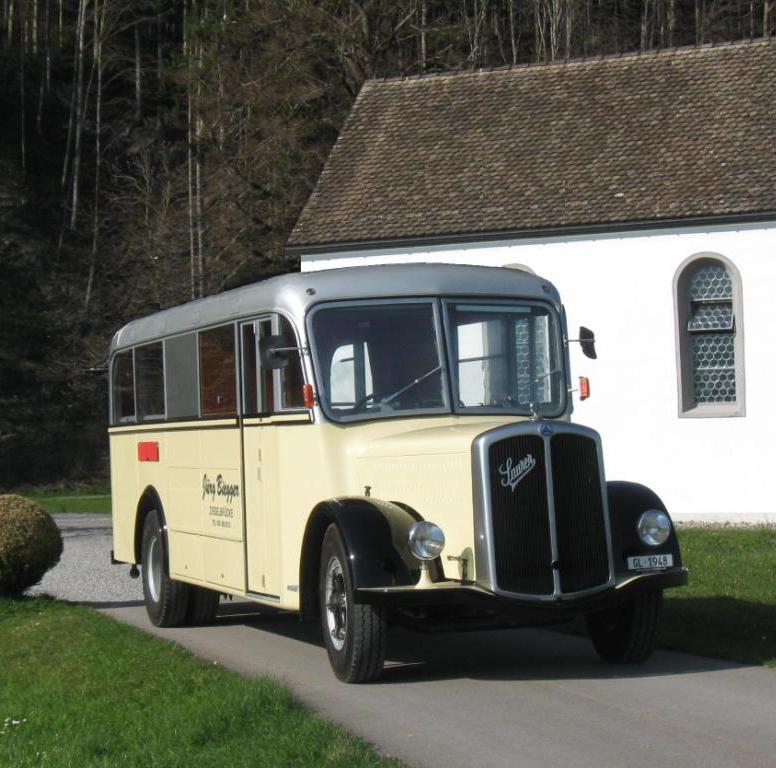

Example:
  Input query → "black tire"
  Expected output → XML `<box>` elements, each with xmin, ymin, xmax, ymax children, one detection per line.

<box><xmin>319</xmin><ymin>524</ymin><xmax>386</xmax><ymax>683</ymax></box>
<box><xmin>185</xmin><ymin>586</ymin><xmax>220</xmax><ymax>626</ymax></box>
<box><xmin>586</xmin><ymin>589</ymin><xmax>663</xmax><ymax>663</ymax></box>
<box><xmin>141</xmin><ymin>509</ymin><xmax>190</xmax><ymax>627</ymax></box>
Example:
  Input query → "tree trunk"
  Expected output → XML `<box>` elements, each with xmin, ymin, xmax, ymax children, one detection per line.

<box><xmin>533</xmin><ymin>0</ymin><xmax>546</xmax><ymax>62</ymax></box>
<box><xmin>195</xmin><ymin>39</ymin><xmax>205</xmax><ymax>297</ymax></box>
<box><xmin>508</xmin><ymin>0</ymin><xmax>518</xmax><ymax>64</ymax></box>
<box><xmin>134</xmin><ymin>20</ymin><xmax>141</xmax><ymax>123</ymax></box>
<box><xmin>35</xmin><ymin>0</ymin><xmax>49</xmax><ymax>134</ymax></box>
<box><xmin>31</xmin><ymin>0</ymin><xmax>37</xmax><ymax>54</ymax></box>
<box><xmin>85</xmin><ymin>0</ymin><xmax>104</xmax><ymax>312</ymax></box>
<box><xmin>18</xmin><ymin>1</ymin><xmax>26</xmax><ymax>171</ymax></box>
<box><xmin>419</xmin><ymin>0</ymin><xmax>426</xmax><ymax>70</ymax></box>
<box><xmin>60</xmin><ymin>7</ymin><xmax>80</xmax><ymax>191</ymax></box>
<box><xmin>69</xmin><ymin>0</ymin><xmax>89</xmax><ymax>230</ymax></box>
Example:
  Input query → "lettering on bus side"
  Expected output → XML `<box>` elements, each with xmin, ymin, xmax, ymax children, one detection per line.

<box><xmin>201</xmin><ymin>473</ymin><xmax>240</xmax><ymax>529</ymax></box>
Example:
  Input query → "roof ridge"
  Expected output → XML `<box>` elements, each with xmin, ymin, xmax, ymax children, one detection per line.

<box><xmin>367</xmin><ymin>36</ymin><xmax>773</xmax><ymax>86</ymax></box>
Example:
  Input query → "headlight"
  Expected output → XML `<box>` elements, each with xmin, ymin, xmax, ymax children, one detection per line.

<box><xmin>408</xmin><ymin>521</ymin><xmax>445</xmax><ymax>560</ymax></box>
<box><xmin>637</xmin><ymin>510</ymin><xmax>672</xmax><ymax>547</ymax></box>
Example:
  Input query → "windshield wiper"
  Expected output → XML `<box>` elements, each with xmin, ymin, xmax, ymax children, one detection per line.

<box><xmin>380</xmin><ymin>365</ymin><xmax>442</xmax><ymax>406</ymax></box>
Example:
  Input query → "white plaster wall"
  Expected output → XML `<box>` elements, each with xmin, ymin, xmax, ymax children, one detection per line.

<box><xmin>301</xmin><ymin>221</ymin><xmax>776</xmax><ymax>523</ymax></box>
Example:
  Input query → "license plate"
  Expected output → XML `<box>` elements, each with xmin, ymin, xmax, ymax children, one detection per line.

<box><xmin>627</xmin><ymin>554</ymin><xmax>674</xmax><ymax>571</ymax></box>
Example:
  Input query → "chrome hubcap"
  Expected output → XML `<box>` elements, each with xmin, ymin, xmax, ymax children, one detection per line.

<box><xmin>147</xmin><ymin>536</ymin><xmax>162</xmax><ymax>603</ymax></box>
<box><xmin>324</xmin><ymin>556</ymin><xmax>347</xmax><ymax>651</ymax></box>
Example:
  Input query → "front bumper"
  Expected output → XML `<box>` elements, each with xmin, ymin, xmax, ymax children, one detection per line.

<box><xmin>356</xmin><ymin>568</ymin><xmax>687</xmax><ymax>623</ymax></box>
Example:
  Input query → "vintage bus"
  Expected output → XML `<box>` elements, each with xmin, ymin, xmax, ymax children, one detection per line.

<box><xmin>108</xmin><ymin>263</ymin><xmax>686</xmax><ymax>682</ymax></box>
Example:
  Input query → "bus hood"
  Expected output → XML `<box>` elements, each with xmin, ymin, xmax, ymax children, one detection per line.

<box><xmin>354</xmin><ymin>418</ymin><xmax>520</xmax><ymax>576</ymax></box>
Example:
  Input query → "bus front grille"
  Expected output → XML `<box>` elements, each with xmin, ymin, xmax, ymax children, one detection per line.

<box><xmin>488</xmin><ymin>434</ymin><xmax>554</xmax><ymax>595</ymax></box>
<box><xmin>550</xmin><ymin>433</ymin><xmax>610</xmax><ymax>593</ymax></box>
<box><xmin>475</xmin><ymin>423</ymin><xmax>612</xmax><ymax>599</ymax></box>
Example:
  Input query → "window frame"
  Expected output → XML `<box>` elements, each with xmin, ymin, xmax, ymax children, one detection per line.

<box><xmin>110</xmin><ymin>348</ymin><xmax>137</xmax><ymax>425</ymax></box>
<box><xmin>673</xmin><ymin>252</ymin><xmax>746</xmax><ymax>418</ymax></box>
<box><xmin>134</xmin><ymin>340</ymin><xmax>167</xmax><ymax>423</ymax></box>
<box><xmin>307</xmin><ymin>297</ymin><xmax>450</xmax><ymax>424</ymax></box>
<box><xmin>197</xmin><ymin>322</ymin><xmax>240</xmax><ymax>419</ymax></box>
<box><xmin>163</xmin><ymin>331</ymin><xmax>201</xmax><ymax>421</ymax></box>
<box><xmin>239</xmin><ymin>312</ymin><xmax>308</xmax><ymax>417</ymax></box>
<box><xmin>441</xmin><ymin>298</ymin><xmax>567</xmax><ymax>419</ymax></box>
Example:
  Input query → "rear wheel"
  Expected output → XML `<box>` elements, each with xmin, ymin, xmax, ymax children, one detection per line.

<box><xmin>185</xmin><ymin>586</ymin><xmax>220</xmax><ymax>625</ymax></box>
<box><xmin>587</xmin><ymin>590</ymin><xmax>663</xmax><ymax>663</ymax></box>
<box><xmin>141</xmin><ymin>509</ymin><xmax>190</xmax><ymax>627</ymax></box>
<box><xmin>319</xmin><ymin>525</ymin><xmax>386</xmax><ymax>683</ymax></box>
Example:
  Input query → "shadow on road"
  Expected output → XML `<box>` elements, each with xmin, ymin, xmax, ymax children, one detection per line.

<box><xmin>206</xmin><ymin>599</ymin><xmax>748</xmax><ymax>684</ymax></box>
<box><xmin>81</xmin><ymin>599</ymin><xmax>145</xmax><ymax>609</ymax></box>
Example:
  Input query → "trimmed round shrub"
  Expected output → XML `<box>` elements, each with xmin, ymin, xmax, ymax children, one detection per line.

<box><xmin>0</xmin><ymin>495</ymin><xmax>63</xmax><ymax>596</ymax></box>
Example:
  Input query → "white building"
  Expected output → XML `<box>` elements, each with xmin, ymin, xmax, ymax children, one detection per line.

<box><xmin>287</xmin><ymin>41</ymin><xmax>776</xmax><ymax>523</ymax></box>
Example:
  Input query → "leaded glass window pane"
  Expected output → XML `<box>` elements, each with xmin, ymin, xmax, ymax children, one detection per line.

<box><xmin>687</xmin><ymin>261</ymin><xmax>736</xmax><ymax>405</ymax></box>
<box><xmin>687</xmin><ymin>303</ymin><xmax>733</xmax><ymax>331</ymax></box>
<box><xmin>689</xmin><ymin>264</ymin><xmax>732</xmax><ymax>300</ymax></box>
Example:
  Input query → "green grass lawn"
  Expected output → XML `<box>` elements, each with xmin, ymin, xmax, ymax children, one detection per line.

<box><xmin>662</xmin><ymin>527</ymin><xmax>776</xmax><ymax>667</ymax></box>
<box><xmin>0</xmin><ymin>597</ymin><xmax>401</xmax><ymax>768</ymax></box>
<box><xmin>9</xmin><ymin>487</ymin><xmax>111</xmax><ymax>515</ymax></box>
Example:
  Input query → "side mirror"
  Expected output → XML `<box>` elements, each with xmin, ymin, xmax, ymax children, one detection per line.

<box><xmin>579</xmin><ymin>327</ymin><xmax>597</xmax><ymax>360</ymax></box>
<box><xmin>259</xmin><ymin>335</ymin><xmax>291</xmax><ymax>370</ymax></box>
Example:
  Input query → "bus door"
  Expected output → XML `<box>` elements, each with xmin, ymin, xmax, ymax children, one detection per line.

<box><xmin>240</xmin><ymin>314</ymin><xmax>310</xmax><ymax>599</ymax></box>
<box><xmin>240</xmin><ymin>316</ymin><xmax>280</xmax><ymax>597</ymax></box>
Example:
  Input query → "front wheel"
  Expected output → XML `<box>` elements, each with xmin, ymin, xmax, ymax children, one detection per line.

<box><xmin>586</xmin><ymin>589</ymin><xmax>663</xmax><ymax>663</ymax></box>
<box><xmin>141</xmin><ymin>509</ymin><xmax>190</xmax><ymax>627</ymax></box>
<box><xmin>319</xmin><ymin>525</ymin><xmax>386</xmax><ymax>683</ymax></box>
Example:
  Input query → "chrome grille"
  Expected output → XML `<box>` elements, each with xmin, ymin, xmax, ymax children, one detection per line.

<box><xmin>473</xmin><ymin>422</ymin><xmax>612</xmax><ymax>599</ymax></box>
<box><xmin>488</xmin><ymin>435</ymin><xmax>553</xmax><ymax>595</ymax></box>
<box><xmin>550</xmin><ymin>433</ymin><xmax>610</xmax><ymax>593</ymax></box>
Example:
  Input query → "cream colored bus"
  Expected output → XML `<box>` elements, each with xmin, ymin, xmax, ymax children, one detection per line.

<box><xmin>109</xmin><ymin>263</ymin><xmax>686</xmax><ymax>682</ymax></box>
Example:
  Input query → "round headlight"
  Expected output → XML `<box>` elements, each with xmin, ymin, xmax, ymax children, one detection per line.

<box><xmin>408</xmin><ymin>521</ymin><xmax>445</xmax><ymax>560</ymax></box>
<box><xmin>637</xmin><ymin>510</ymin><xmax>672</xmax><ymax>547</ymax></box>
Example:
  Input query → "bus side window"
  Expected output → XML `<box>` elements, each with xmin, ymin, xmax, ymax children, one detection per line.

<box><xmin>199</xmin><ymin>324</ymin><xmax>238</xmax><ymax>417</ymax></box>
<box><xmin>111</xmin><ymin>350</ymin><xmax>135</xmax><ymax>423</ymax></box>
<box><xmin>277</xmin><ymin>315</ymin><xmax>305</xmax><ymax>410</ymax></box>
<box><xmin>241</xmin><ymin>318</ymin><xmax>274</xmax><ymax>415</ymax></box>
<box><xmin>165</xmin><ymin>333</ymin><xmax>199</xmax><ymax>419</ymax></box>
<box><xmin>135</xmin><ymin>342</ymin><xmax>165</xmax><ymax>421</ymax></box>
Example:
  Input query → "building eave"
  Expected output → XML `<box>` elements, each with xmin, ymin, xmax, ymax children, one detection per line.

<box><xmin>286</xmin><ymin>211</ymin><xmax>776</xmax><ymax>258</ymax></box>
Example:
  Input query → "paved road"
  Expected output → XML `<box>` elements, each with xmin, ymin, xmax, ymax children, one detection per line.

<box><xmin>36</xmin><ymin>515</ymin><xmax>776</xmax><ymax>768</ymax></box>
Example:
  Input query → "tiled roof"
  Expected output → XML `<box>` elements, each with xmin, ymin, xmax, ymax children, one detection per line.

<box><xmin>288</xmin><ymin>40</ymin><xmax>776</xmax><ymax>249</ymax></box>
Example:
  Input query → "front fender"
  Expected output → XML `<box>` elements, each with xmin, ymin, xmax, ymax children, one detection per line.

<box><xmin>299</xmin><ymin>497</ymin><xmax>442</xmax><ymax>619</ymax></box>
<box><xmin>607</xmin><ymin>481</ymin><xmax>683</xmax><ymax>577</ymax></box>
<box><xmin>313</xmin><ymin>497</ymin><xmax>425</xmax><ymax>588</ymax></box>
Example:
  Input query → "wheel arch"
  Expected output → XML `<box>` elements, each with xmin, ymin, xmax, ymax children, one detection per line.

<box><xmin>298</xmin><ymin>497</ymin><xmax>424</xmax><ymax>621</ymax></box>
<box><xmin>606</xmin><ymin>481</ymin><xmax>683</xmax><ymax>574</ymax></box>
<box><xmin>134</xmin><ymin>485</ymin><xmax>166</xmax><ymax>564</ymax></box>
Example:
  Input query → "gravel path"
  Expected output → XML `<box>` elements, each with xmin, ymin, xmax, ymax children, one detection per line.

<box><xmin>30</xmin><ymin>514</ymin><xmax>142</xmax><ymax>606</ymax></box>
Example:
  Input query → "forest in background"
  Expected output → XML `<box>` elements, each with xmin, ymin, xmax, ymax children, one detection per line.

<box><xmin>0</xmin><ymin>0</ymin><xmax>773</xmax><ymax>486</ymax></box>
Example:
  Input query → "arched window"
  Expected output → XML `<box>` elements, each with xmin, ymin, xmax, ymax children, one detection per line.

<box><xmin>674</xmin><ymin>254</ymin><xmax>745</xmax><ymax>417</ymax></box>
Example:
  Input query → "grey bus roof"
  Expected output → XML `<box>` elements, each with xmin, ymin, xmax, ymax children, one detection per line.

<box><xmin>110</xmin><ymin>263</ymin><xmax>560</xmax><ymax>353</ymax></box>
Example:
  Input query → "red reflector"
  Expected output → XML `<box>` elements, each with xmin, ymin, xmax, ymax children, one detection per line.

<box><xmin>579</xmin><ymin>376</ymin><xmax>591</xmax><ymax>401</ymax></box>
<box><xmin>137</xmin><ymin>441</ymin><xmax>160</xmax><ymax>462</ymax></box>
<box><xmin>303</xmin><ymin>383</ymin><xmax>315</xmax><ymax>409</ymax></box>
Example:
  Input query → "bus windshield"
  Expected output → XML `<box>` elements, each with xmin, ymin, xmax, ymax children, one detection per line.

<box><xmin>310</xmin><ymin>301</ymin><xmax>448</xmax><ymax>421</ymax></box>
<box><xmin>445</xmin><ymin>301</ymin><xmax>564</xmax><ymax>418</ymax></box>
<box><xmin>310</xmin><ymin>299</ymin><xmax>564</xmax><ymax>422</ymax></box>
